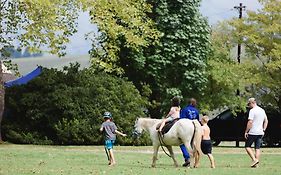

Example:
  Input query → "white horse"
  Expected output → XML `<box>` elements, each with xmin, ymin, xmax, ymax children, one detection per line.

<box><xmin>133</xmin><ymin>118</ymin><xmax>202</xmax><ymax>168</ymax></box>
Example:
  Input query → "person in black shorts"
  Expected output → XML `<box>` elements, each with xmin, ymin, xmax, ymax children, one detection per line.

<box><xmin>245</xmin><ymin>98</ymin><xmax>268</xmax><ymax>168</ymax></box>
<box><xmin>201</xmin><ymin>115</ymin><xmax>215</xmax><ymax>168</ymax></box>
<box><xmin>201</xmin><ymin>140</ymin><xmax>212</xmax><ymax>154</ymax></box>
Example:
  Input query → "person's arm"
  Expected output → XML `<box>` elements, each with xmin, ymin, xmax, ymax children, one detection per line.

<box><xmin>100</xmin><ymin>123</ymin><xmax>104</xmax><ymax>132</ymax></box>
<box><xmin>244</xmin><ymin>119</ymin><xmax>253</xmax><ymax>139</ymax></box>
<box><xmin>180</xmin><ymin>108</ymin><xmax>186</xmax><ymax>119</ymax></box>
<box><xmin>115</xmin><ymin>130</ymin><xmax>127</xmax><ymax>137</ymax></box>
<box><xmin>245</xmin><ymin>110</ymin><xmax>254</xmax><ymax>139</ymax></box>
<box><xmin>263</xmin><ymin>114</ymin><xmax>268</xmax><ymax>132</ymax></box>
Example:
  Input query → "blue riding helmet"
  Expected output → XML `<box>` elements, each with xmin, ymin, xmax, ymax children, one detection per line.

<box><xmin>103</xmin><ymin>111</ymin><xmax>112</xmax><ymax>118</ymax></box>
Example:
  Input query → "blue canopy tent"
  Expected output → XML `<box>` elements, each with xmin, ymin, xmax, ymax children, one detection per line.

<box><xmin>4</xmin><ymin>66</ymin><xmax>42</xmax><ymax>88</ymax></box>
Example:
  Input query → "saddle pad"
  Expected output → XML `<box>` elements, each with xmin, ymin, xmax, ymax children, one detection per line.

<box><xmin>156</xmin><ymin>118</ymin><xmax>179</xmax><ymax>135</ymax></box>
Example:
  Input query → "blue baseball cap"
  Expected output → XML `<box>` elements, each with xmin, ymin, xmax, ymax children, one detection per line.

<box><xmin>103</xmin><ymin>111</ymin><xmax>112</xmax><ymax>118</ymax></box>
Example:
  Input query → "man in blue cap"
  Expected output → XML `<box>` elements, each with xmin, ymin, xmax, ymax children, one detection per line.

<box><xmin>179</xmin><ymin>98</ymin><xmax>200</xmax><ymax>167</ymax></box>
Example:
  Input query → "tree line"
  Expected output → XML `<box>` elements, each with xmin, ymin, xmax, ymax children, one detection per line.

<box><xmin>1</xmin><ymin>0</ymin><xmax>280</xmax><ymax>144</ymax></box>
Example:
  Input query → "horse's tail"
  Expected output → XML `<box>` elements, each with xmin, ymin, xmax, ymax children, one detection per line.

<box><xmin>192</xmin><ymin>120</ymin><xmax>203</xmax><ymax>155</ymax></box>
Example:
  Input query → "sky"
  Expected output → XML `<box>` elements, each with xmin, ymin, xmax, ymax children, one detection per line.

<box><xmin>65</xmin><ymin>0</ymin><xmax>262</xmax><ymax>56</ymax></box>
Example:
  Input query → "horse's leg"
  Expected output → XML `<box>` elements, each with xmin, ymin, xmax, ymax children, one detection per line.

<box><xmin>166</xmin><ymin>146</ymin><xmax>178</xmax><ymax>167</ymax></box>
<box><xmin>152</xmin><ymin>144</ymin><xmax>160</xmax><ymax>168</ymax></box>
<box><xmin>194</xmin><ymin>150</ymin><xmax>200</xmax><ymax>168</ymax></box>
<box><xmin>192</xmin><ymin>120</ymin><xmax>203</xmax><ymax>168</ymax></box>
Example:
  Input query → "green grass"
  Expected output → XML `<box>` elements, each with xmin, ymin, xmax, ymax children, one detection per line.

<box><xmin>0</xmin><ymin>144</ymin><xmax>280</xmax><ymax>175</ymax></box>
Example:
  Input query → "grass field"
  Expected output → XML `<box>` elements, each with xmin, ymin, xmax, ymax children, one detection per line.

<box><xmin>0</xmin><ymin>143</ymin><xmax>280</xmax><ymax>175</ymax></box>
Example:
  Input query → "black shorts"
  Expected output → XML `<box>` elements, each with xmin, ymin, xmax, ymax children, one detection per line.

<box><xmin>245</xmin><ymin>134</ymin><xmax>263</xmax><ymax>149</ymax></box>
<box><xmin>201</xmin><ymin>140</ymin><xmax>212</xmax><ymax>155</ymax></box>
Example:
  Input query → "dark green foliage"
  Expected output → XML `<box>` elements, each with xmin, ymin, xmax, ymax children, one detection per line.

<box><xmin>143</xmin><ymin>0</ymin><xmax>210</xmax><ymax>113</ymax></box>
<box><xmin>3</xmin><ymin>64</ymin><xmax>149</xmax><ymax>145</ymax></box>
<box><xmin>91</xmin><ymin>0</ymin><xmax>211</xmax><ymax>116</ymax></box>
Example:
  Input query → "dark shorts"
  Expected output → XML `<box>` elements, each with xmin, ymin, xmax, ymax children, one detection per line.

<box><xmin>201</xmin><ymin>140</ymin><xmax>212</xmax><ymax>155</ymax></box>
<box><xmin>245</xmin><ymin>135</ymin><xmax>263</xmax><ymax>149</ymax></box>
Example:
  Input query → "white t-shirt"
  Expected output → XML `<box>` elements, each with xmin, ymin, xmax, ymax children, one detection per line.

<box><xmin>248</xmin><ymin>105</ymin><xmax>267</xmax><ymax>135</ymax></box>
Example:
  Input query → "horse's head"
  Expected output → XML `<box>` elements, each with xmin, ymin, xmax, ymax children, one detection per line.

<box><xmin>132</xmin><ymin>118</ymin><xmax>143</xmax><ymax>139</ymax></box>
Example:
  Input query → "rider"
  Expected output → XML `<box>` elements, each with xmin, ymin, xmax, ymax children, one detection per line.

<box><xmin>158</xmin><ymin>96</ymin><xmax>181</xmax><ymax>132</ymax></box>
<box><xmin>179</xmin><ymin>98</ymin><xmax>200</xmax><ymax>167</ymax></box>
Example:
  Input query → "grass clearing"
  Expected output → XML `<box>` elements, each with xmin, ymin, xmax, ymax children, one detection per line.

<box><xmin>0</xmin><ymin>143</ymin><xmax>280</xmax><ymax>175</ymax></box>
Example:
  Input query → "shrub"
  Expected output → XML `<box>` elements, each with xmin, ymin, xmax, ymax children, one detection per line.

<box><xmin>3</xmin><ymin>64</ymin><xmax>150</xmax><ymax>145</ymax></box>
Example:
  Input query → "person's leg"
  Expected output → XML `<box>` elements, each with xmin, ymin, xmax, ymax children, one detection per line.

<box><xmin>252</xmin><ymin>135</ymin><xmax>262</xmax><ymax>167</ymax></box>
<box><xmin>158</xmin><ymin>119</ymin><xmax>166</xmax><ymax>132</ymax></box>
<box><xmin>180</xmin><ymin>144</ymin><xmax>190</xmax><ymax>167</ymax></box>
<box><xmin>255</xmin><ymin>149</ymin><xmax>261</xmax><ymax>161</ymax></box>
<box><xmin>207</xmin><ymin>154</ymin><xmax>215</xmax><ymax>168</ymax></box>
<box><xmin>104</xmin><ymin>140</ymin><xmax>111</xmax><ymax>164</ymax></box>
<box><xmin>108</xmin><ymin>149</ymin><xmax>116</xmax><ymax>165</ymax></box>
<box><xmin>107</xmin><ymin>140</ymin><xmax>116</xmax><ymax>166</ymax></box>
<box><xmin>245</xmin><ymin>147</ymin><xmax>255</xmax><ymax>161</ymax></box>
<box><xmin>245</xmin><ymin>135</ymin><xmax>256</xmax><ymax>161</ymax></box>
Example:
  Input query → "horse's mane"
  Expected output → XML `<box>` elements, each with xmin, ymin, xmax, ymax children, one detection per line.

<box><xmin>136</xmin><ymin>117</ymin><xmax>162</xmax><ymax>129</ymax></box>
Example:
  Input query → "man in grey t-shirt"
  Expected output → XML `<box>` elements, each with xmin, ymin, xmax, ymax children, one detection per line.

<box><xmin>244</xmin><ymin>98</ymin><xmax>268</xmax><ymax>168</ymax></box>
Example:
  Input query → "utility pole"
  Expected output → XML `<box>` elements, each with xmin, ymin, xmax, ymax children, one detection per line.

<box><xmin>234</xmin><ymin>3</ymin><xmax>246</xmax><ymax>148</ymax></box>
<box><xmin>0</xmin><ymin>60</ymin><xmax>3</xmax><ymax>143</ymax></box>
<box><xmin>234</xmin><ymin>3</ymin><xmax>246</xmax><ymax>63</ymax></box>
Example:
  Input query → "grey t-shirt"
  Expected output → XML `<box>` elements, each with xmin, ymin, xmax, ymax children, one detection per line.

<box><xmin>101</xmin><ymin>121</ymin><xmax>117</xmax><ymax>140</ymax></box>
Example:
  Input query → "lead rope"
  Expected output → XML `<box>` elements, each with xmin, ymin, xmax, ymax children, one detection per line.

<box><xmin>157</xmin><ymin>131</ymin><xmax>172</xmax><ymax>158</ymax></box>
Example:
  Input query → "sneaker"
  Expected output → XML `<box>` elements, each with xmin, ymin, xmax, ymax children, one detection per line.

<box><xmin>182</xmin><ymin>160</ymin><xmax>191</xmax><ymax>167</ymax></box>
<box><xmin>251</xmin><ymin>159</ymin><xmax>259</xmax><ymax>167</ymax></box>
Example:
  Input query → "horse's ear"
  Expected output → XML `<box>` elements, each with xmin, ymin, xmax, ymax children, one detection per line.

<box><xmin>134</xmin><ymin>117</ymin><xmax>139</xmax><ymax>124</ymax></box>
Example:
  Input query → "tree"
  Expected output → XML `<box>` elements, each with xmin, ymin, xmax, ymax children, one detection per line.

<box><xmin>202</xmin><ymin>22</ymin><xmax>259</xmax><ymax>112</ymax></box>
<box><xmin>1</xmin><ymin>0</ymin><xmax>80</xmax><ymax>57</ymax></box>
<box><xmin>230</xmin><ymin>0</ymin><xmax>281</xmax><ymax>112</ymax></box>
<box><xmin>0</xmin><ymin>0</ymin><xmax>81</xmax><ymax>142</ymax></box>
<box><xmin>89</xmin><ymin>0</ymin><xmax>211</xmax><ymax>116</ymax></box>
<box><xmin>145</xmin><ymin>0</ymin><xmax>210</xmax><ymax>113</ymax></box>
<box><xmin>86</xmin><ymin>0</ymin><xmax>160</xmax><ymax>74</ymax></box>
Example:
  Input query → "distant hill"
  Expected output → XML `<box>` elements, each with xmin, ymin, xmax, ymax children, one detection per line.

<box><xmin>9</xmin><ymin>55</ymin><xmax>91</xmax><ymax>75</ymax></box>
<box><xmin>6</xmin><ymin>47</ymin><xmax>43</xmax><ymax>58</ymax></box>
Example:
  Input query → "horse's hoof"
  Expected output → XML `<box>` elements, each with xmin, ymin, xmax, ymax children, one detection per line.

<box><xmin>151</xmin><ymin>165</ymin><xmax>156</xmax><ymax>168</ymax></box>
